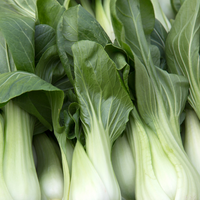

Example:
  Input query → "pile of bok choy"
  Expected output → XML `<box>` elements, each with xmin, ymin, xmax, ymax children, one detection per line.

<box><xmin>0</xmin><ymin>0</ymin><xmax>200</xmax><ymax>199</ymax></box>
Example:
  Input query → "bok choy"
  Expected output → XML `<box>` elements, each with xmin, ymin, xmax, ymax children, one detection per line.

<box><xmin>3</xmin><ymin>100</ymin><xmax>41</xmax><ymax>200</ymax></box>
<box><xmin>112</xmin><ymin>133</ymin><xmax>136</xmax><ymax>200</ymax></box>
<box><xmin>33</xmin><ymin>133</ymin><xmax>64</xmax><ymax>200</ymax></box>
<box><xmin>165</xmin><ymin>0</ymin><xmax>200</xmax><ymax>175</ymax></box>
<box><xmin>111</xmin><ymin>0</ymin><xmax>200</xmax><ymax>199</ymax></box>
<box><xmin>69</xmin><ymin>40</ymin><xmax>133</xmax><ymax>200</ymax></box>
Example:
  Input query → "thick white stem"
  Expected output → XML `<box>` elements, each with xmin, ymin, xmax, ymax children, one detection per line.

<box><xmin>86</xmin><ymin>119</ymin><xmax>121</xmax><ymax>200</ymax></box>
<box><xmin>3</xmin><ymin>100</ymin><xmax>41</xmax><ymax>200</ymax></box>
<box><xmin>33</xmin><ymin>133</ymin><xmax>64</xmax><ymax>200</ymax></box>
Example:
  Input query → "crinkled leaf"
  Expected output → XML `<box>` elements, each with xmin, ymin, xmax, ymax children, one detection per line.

<box><xmin>104</xmin><ymin>44</ymin><xmax>129</xmax><ymax>71</ymax></box>
<box><xmin>64</xmin><ymin>102</ymin><xmax>82</xmax><ymax>142</ymax></box>
<box><xmin>104</xmin><ymin>44</ymin><xmax>131</xmax><ymax>93</ymax></box>
<box><xmin>35</xmin><ymin>45</ymin><xmax>73</xmax><ymax>94</ymax></box>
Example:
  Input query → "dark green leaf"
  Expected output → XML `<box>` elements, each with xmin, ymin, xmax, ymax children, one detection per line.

<box><xmin>37</xmin><ymin>0</ymin><xmax>65</xmax><ymax>29</ymax></box>
<box><xmin>35</xmin><ymin>24</ymin><xmax>56</xmax><ymax>64</ymax></box>
<box><xmin>0</xmin><ymin>1</ymin><xmax>36</xmax><ymax>73</ymax></box>
<box><xmin>56</xmin><ymin>5</ymin><xmax>111</xmax><ymax>85</ymax></box>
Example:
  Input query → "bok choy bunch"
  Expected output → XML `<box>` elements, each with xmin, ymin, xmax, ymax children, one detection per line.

<box><xmin>110</xmin><ymin>0</ymin><xmax>200</xmax><ymax>198</ymax></box>
<box><xmin>165</xmin><ymin>0</ymin><xmax>200</xmax><ymax>175</ymax></box>
<box><xmin>0</xmin><ymin>1</ymin><xmax>69</xmax><ymax>199</ymax></box>
<box><xmin>69</xmin><ymin>40</ymin><xmax>133</xmax><ymax>200</ymax></box>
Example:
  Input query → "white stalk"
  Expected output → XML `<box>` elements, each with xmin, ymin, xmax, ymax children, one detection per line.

<box><xmin>70</xmin><ymin>116</ymin><xmax>121</xmax><ymax>200</ymax></box>
<box><xmin>150</xmin><ymin>0</ymin><xmax>172</xmax><ymax>32</ymax></box>
<box><xmin>184</xmin><ymin>109</ymin><xmax>200</xmax><ymax>175</ymax></box>
<box><xmin>86</xmin><ymin>118</ymin><xmax>121</xmax><ymax>200</ymax></box>
<box><xmin>95</xmin><ymin>0</ymin><xmax>115</xmax><ymax>42</ymax></box>
<box><xmin>127</xmin><ymin>110</ymin><xmax>170</xmax><ymax>200</ymax></box>
<box><xmin>153</xmin><ymin>109</ymin><xmax>200</xmax><ymax>199</ymax></box>
<box><xmin>112</xmin><ymin>134</ymin><xmax>136</xmax><ymax>200</ymax></box>
<box><xmin>69</xmin><ymin>141</ymin><xmax>110</xmax><ymax>200</ymax></box>
<box><xmin>0</xmin><ymin>113</ymin><xmax>13</xmax><ymax>200</ymax></box>
<box><xmin>147</xmin><ymin>127</ymin><xmax>177</xmax><ymax>199</ymax></box>
<box><xmin>3</xmin><ymin>100</ymin><xmax>41</xmax><ymax>200</ymax></box>
<box><xmin>33</xmin><ymin>133</ymin><xmax>64</xmax><ymax>200</ymax></box>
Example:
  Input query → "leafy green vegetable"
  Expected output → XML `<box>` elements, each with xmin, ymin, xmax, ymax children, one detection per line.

<box><xmin>3</xmin><ymin>100</ymin><xmax>41</xmax><ymax>200</ymax></box>
<box><xmin>184</xmin><ymin>109</ymin><xmax>200</xmax><ymax>175</ymax></box>
<box><xmin>0</xmin><ymin>114</ymin><xmax>13</xmax><ymax>200</ymax></box>
<box><xmin>0</xmin><ymin>0</ymin><xmax>36</xmax><ymax>73</ymax></box>
<box><xmin>112</xmin><ymin>133</ymin><xmax>136</xmax><ymax>200</ymax></box>
<box><xmin>56</xmin><ymin>5</ymin><xmax>111</xmax><ymax>85</ymax></box>
<box><xmin>126</xmin><ymin>108</ymin><xmax>176</xmax><ymax>200</ymax></box>
<box><xmin>111</xmin><ymin>0</ymin><xmax>200</xmax><ymax>199</ymax></box>
<box><xmin>35</xmin><ymin>24</ymin><xmax>56</xmax><ymax>64</ymax></box>
<box><xmin>150</xmin><ymin>0</ymin><xmax>172</xmax><ymax>31</ymax></box>
<box><xmin>166</xmin><ymin>0</ymin><xmax>200</xmax><ymax>119</ymax></box>
<box><xmin>69</xmin><ymin>40</ymin><xmax>133</xmax><ymax>199</ymax></box>
<box><xmin>37</xmin><ymin>0</ymin><xmax>65</xmax><ymax>29</ymax></box>
<box><xmin>33</xmin><ymin>133</ymin><xmax>64</xmax><ymax>200</ymax></box>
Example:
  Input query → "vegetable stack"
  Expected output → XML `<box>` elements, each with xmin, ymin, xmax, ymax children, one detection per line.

<box><xmin>0</xmin><ymin>0</ymin><xmax>200</xmax><ymax>200</ymax></box>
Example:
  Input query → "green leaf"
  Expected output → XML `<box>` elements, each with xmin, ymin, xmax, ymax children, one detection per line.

<box><xmin>37</xmin><ymin>0</ymin><xmax>65</xmax><ymax>29</ymax></box>
<box><xmin>111</xmin><ymin>0</ymin><xmax>157</xmax><ymax>79</ymax></box>
<box><xmin>35</xmin><ymin>24</ymin><xmax>56</xmax><ymax>64</ymax></box>
<box><xmin>135</xmin><ymin>55</ymin><xmax>189</xmax><ymax>144</ymax></box>
<box><xmin>71</xmin><ymin>40</ymin><xmax>132</xmax><ymax>200</ymax></box>
<box><xmin>0</xmin><ymin>32</ymin><xmax>16</xmax><ymax>73</ymax></box>
<box><xmin>0</xmin><ymin>0</ymin><xmax>36</xmax><ymax>19</ymax></box>
<box><xmin>165</xmin><ymin>0</ymin><xmax>200</xmax><ymax>118</ymax></box>
<box><xmin>0</xmin><ymin>71</ymin><xmax>64</xmax><ymax>130</ymax></box>
<box><xmin>104</xmin><ymin>44</ymin><xmax>131</xmax><ymax>93</ymax></box>
<box><xmin>104</xmin><ymin>44</ymin><xmax>129</xmax><ymax>71</ymax></box>
<box><xmin>134</xmin><ymin>56</ymin><xmax>157</xmax><ymax>124</ymax></box>
<box><xmin>150</xmin><ymin>19</ymin><xmax>168</xmax><ymax>61</ymax></box>
<box><xmin>35</xmin><ymin>45</ymin><xmax>73</xmax><ymax>93</ymax></box>
<box><xmin>0</xmin><ymin>1</ymin><xmax>36</xmax><ymax>73</ymax></box>
<box><xmin>140</xmin><ymin>0</ymin><xmax>155</xmax><ymax>36</ymax></box>
<box><xmin>150</xmin><ymin>0</ymin><xmax>171</xmax><ymax>32</ymax></box>
<box><xmin>171</xmin><ymin>0</ymin><xmax>185</xmax><ymax>13</ymax></box>
<box><xmin>72</xmin><ymin>40</ymin><xmax>133</xmax><ymax>143</ymax></box>
<box><xmin>56</xmin><ymin>5</ymin><xmax>111</xmax><ymax>85</ymax></box>
<box><xmin>150</xmin><ymin>44</ymin><xmax>160</xmax><ymax>67</ymax></box>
